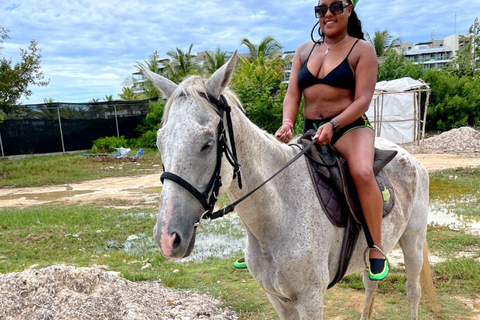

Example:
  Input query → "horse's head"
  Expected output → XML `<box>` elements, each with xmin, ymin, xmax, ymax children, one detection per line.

<box><xmin>140</xmin><ymin>52</ymin><xmax>239</xmax><ymax>259</ymax></box>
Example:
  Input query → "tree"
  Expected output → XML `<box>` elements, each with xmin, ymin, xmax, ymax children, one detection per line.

<box><xmin>230</xmin><ymin>56</ymin><xmax>287</xmax><ymax>133</ymax></box>
<box><xmin>164</xmin><ymin>44</ymin><xmax>199</xmax><ymax>83</ymax></box>
<box><xmin>0</xmin><ymin>28</ymin><xmax>49</xmax><ymax>121</ymax></box>
<box><xmin>366</xmin><ymin>30</ymin><xmax>401</xmax><ymax>57</ymax></box>
<box><xmin>240</xmin><ymin>36</ymin><xmax>283</xmax><ymax>61</ymax></box>
<box><xmin>118</xmin><ymin>87</ymin><xmax>146</xmax><ymax>101</ymax></box>
<box><xmin>202</xmin><ymin>47</ymin><xmax>230</xmax><ymax>76</ymax></box>
<box><xmin>103</xmin><ymin>95</ymin><xmax>114</xmax><ymax>102</ymax></box>
<box><xmin>446</xmin><ymin>19</ymin><xmax>480</xmax><ymax>77</ymax></box>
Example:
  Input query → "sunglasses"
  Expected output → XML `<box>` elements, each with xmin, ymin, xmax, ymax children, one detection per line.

<box><xmin>314</xmin><ymin>1</ymin><xmax>350</xmax><ymax>18</ymax></box>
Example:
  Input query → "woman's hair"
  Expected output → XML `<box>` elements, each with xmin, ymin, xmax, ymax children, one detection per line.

<box><xmin>311</xmin><ymin>0</ymin><xmax>365</xmax><ymax>43</ymax></box>
<box><xmin>347</xmin><ymin>6</ymin><xmax>365</xmax><ymax>40</ymax></box>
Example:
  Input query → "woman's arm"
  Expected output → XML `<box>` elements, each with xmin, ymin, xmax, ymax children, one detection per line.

<box><xmin>275</xmin><ymin>44</ymin><xmax>308</xmax><ymax>142</ymax></box>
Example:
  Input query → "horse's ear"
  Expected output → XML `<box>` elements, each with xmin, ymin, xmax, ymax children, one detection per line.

<box><xmin>138</xmin><ymin>64</ymin><xmax>178</xmax><ymax>99</ymax></box>
<box><xmin>205</xmin><ymin>50</ymin><xmax>238</xmax><ymax>99</ymax></box>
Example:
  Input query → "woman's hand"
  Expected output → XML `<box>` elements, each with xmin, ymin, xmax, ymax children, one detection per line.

<box><xmin>275</xmin><ymin>123</ymin><xmax>293</xmax><ymax>143</ymax></box>
<box><xmin>313</xmin><ymin>123</ymin><xmax>334</xmax><ymax>146</ymax></box>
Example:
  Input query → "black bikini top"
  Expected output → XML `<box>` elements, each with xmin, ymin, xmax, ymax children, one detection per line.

<box><xmin>297</xmin><ymin>39</ymin><xmax>359</xmax><ymax>92</ymax></box>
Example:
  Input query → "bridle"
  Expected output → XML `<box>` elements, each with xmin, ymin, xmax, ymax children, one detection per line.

<box><xmin>160</xmin><ymin>92</ymin><xmax>242</xmax><ymax>225</ymax></box>
<box><xmin>160</xmin><ymin>91</ymin><xmax>319</xmax><ymax>227</ymax></box>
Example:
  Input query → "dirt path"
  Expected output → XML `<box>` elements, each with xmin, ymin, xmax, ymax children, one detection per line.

<box><xmin>1</xmin><ymin>153</ymin><xmax>479</xmax><ymax>209</ymax></box>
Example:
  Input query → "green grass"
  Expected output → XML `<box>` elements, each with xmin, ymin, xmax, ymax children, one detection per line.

<box><xmin>0</xmin><ymin>150</ymin><xmax>162</xmax><ymax>187</ymax></box>
<box><xmin>1</xmin><ymin>202</ymin><xmax>479</xmax><ymax>319</ymax></box>
<box><xmin>427</xmin><ymin>225</ymin><xmax>480</xmax><ymax>257</ymax></box>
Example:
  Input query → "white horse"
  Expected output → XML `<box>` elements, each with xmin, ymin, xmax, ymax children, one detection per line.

<box><xmin>141</xmin><ymin>52</ymin><xmax>434</xmax><ymax>320</ymax></box>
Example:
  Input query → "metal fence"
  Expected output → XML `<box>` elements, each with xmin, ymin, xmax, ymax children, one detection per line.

<box><xmin>0</xmin><ymin>99</ymin><xmax>158</xmax><ymax>157</ymax></box>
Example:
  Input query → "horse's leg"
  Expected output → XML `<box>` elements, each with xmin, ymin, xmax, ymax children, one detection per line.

<box><xmin>267</xmin><ymin>291</ymin><xmax>326</xmax><ymax>320</ymax></box>
<box><xmin>360</xmin><ymin>270</ymin><xmax>379</xmax><ymax>320</ymax></box>
<box><xmin>266</xmin><ymin>294</ymin><xmax>300</xmax><ymax>320</ymax></box>
<box><xmin>399</xmin><ymin>232</ymin><xmax>425</xmax><ymax>320</ymax></box>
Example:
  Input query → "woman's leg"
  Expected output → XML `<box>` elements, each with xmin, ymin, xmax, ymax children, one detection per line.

<box><xmin>333</xmin><ymin>128</ymin><xmax>384</xmax><ymax>260</ymax></box>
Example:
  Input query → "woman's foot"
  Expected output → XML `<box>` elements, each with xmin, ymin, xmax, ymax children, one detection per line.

<box><xmin>233</xmin><ymin>257</ymin><xmax>247</xmax><ymax>269</ymax></box>
<box><xmin>368</xmin><ymin>258</ymin><xmax>389</xmax><ymax>281</ymax></box>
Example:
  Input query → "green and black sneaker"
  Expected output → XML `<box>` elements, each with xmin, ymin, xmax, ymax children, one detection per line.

<box><xmin>368</xmin><ymin>258</ymin><xmax>389</xmax><ymax>281</ymax></box>
<box><xmin>233</xmin><ymin>257</ymin><xmax>247</xmax><ymax>269</ymax></box>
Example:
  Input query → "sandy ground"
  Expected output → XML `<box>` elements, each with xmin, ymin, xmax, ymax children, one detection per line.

<box><xmin>1</xmin><ymin>153</ymin><xmax>479</xmax><ymax>209</ymax></box>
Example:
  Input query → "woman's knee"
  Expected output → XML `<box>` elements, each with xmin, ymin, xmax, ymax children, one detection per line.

<box><xmin>349</xmin><ymin>164</ymin><xmax>375</xmax><ymax>184</ymax></box>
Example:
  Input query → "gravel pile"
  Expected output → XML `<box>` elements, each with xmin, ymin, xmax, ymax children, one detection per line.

<box><xmin>0</xmin><ymin>265</ymin><xmax>238</xmax><ymax>320</ymax></box>
<box><xmin>400</xmin><ymin>126</ymin><xmax>480</xmax><ymax>155</ymax></box>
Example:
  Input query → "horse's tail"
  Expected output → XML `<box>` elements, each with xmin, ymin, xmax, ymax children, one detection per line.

<box><xmin>420</xmin><ymin>240</ymin><xmax>439</xmax><ymax>311</ymax></box>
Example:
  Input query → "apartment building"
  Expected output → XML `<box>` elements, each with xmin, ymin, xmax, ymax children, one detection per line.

<box><xmin>399</xmin><ymin>33</ymin><xmax>470</xmax><ymax>69</ymax></box>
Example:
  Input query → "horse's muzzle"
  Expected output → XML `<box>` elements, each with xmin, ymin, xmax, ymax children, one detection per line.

<box><xmin>154</xmin><ymin>223</ymin><xmax>197</xmax><ymax>259</ymax></box>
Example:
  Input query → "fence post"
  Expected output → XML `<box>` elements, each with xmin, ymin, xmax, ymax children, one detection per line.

<box><xmin>0</xmin><ymin>131</ymin><xmax>4</xmax><ymax>158</ymax></box>
<box><xmin>114</xmin><ymin>104</ymin><xmax>120</xmax><ymax>137</ymax></box>
<box><xmin>57</xmin><ymin>107</ymin><xmax>66</xmax><ymax>153</ymax></box>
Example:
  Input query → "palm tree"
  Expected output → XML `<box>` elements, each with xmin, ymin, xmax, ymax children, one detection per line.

<box><xmin>202</xmin><ymin>47</ymin><xmax>230</xmax><ymax>76</ymax></box>
<box><xmin>103</xmin><ymin>95</ymin><xmax>114</xmax><ymax>102</ymax></box>
<box><xmin>366</xmin><ymin>30</ymin><xmax>401</xmax><ymax>57</ymax></box>
<box><xmin>118</xmin><ymin>87</ymin><xmax>146</xmax><ymax>101</ymax></box>
<box><xmin>240</xmin><ymin>36</ymin><xmax>283</xmax><ymax>61</ymax></box>
<box><xmin>164</xmin><ymin>44</ymin><xmax>198</xmax><ymax>83</ymax></box>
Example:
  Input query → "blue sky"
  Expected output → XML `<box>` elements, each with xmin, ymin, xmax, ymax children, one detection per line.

<box><xmin>2</xmin><ymin>0</ymin><xmax>478</xmax><ymax>104</ymax></box>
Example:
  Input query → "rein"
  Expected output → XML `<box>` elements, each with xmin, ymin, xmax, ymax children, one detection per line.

<box><xmin>160</xmin><ymin>91</ymin><xmax>318</xmax><ymax>227</ymax></box>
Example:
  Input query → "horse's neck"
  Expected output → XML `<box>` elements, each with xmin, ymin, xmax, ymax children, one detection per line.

<box><xmin>226</xmin><ymin>106</ymin><xmax>293</xmax><ymax>225</ymax></box>
<box><xmin>230</xmin><ymin>106</ymin><xmax>290</xmax><ymax>184</ymax></box>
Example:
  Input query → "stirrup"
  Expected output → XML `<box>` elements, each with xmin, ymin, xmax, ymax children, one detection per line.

<box><xmin>364</xmin><ymin>245</ymin><xmax>389</xmax><ymax>281</ymax></box>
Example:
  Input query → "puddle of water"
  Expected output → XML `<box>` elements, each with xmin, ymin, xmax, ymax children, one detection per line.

<box><xmin>429</xmin><ymin>203</ymin><xmax>480</xmax><ymax>235</ymax></box>
<box><xmin>428</xmin><ymin>179</ymin><xmax>480</xmax><ymax>235</ymax></box>
<box><xmin>0</xmin><ymin>189</ymin><xmax>94</xmax><ymax>201</ymax></box>
<box><xmin>115</xmin><ymin>213</ymin><xmax>246</xmax><ymax>263</ymax></box>
<box><xmin>429</xmin><ymin>180</ymin><xmax>475</xmax><ymax>201</ymax></box>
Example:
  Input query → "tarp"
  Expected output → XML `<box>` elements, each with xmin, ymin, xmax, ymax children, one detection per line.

<box><xmin>366</xmin><ymin>77</ymin><xmax>430</xmax><ymax>144</ymax></box>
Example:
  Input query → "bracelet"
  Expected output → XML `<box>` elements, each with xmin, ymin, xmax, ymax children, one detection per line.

<box><xmin>282</xmin><ymin>118</ymin><xmax>293</xmax><ymax>131</ymax></box>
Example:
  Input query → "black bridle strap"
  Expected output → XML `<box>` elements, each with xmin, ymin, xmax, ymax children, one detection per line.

<box><xmin>208</xmin><ymin>137</ymin><xmax>318</xmax><ymax>220</ymax></box>
<box><xmin>161</xmin><ymin>172</ymin><xmax>210</xmax><ymax>209</ymax></box>
<box><xmin>199</xmin><ymin>92</ymin><xmax>243</xmax><ymax>188</ymax></box>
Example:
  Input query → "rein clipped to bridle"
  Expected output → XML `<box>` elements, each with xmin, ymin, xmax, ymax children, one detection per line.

<box><xmin>160</xmin><ymin>92</ymin><xmax>319</xmax><ymax>227</ymax></box>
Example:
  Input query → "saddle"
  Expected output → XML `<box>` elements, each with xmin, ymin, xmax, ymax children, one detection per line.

<box><xmin>298</xmin><ymin>130</ymin><xmax>397</xmax><ymax>288</ymax></box>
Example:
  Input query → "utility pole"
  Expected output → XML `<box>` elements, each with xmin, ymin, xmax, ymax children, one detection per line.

<box><xmin>474</xmin><ymin>18</ymin><xmax>479</xmax><ymax>71</ymax></box>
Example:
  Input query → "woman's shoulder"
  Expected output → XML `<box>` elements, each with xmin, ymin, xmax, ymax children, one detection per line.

<box><xmin>352</xmin><ymin>38</ymin><xmax>375</xmax><ymax>53</ymax></box>
<box><xmin>295</xmin><ymin>41</ymin><xmax>317</xmax><ymax>60</ymax></box>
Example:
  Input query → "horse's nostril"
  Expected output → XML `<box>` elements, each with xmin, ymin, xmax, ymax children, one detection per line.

<box><xmin>172</xmin><ymin>232</ymin><xmax>181</xmax><ymax>250</ymax></box>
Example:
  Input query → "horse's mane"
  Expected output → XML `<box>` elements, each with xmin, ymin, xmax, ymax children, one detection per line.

<box><xmin>161</xmin><ymin>75</ymin><xmax>288</xmax><ymax>155</ymax></box>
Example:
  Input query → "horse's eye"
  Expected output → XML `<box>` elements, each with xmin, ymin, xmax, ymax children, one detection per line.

<box><xmin>201</xmin><ymin>140</ymin><xmax>214</xmax><ymax>152</ymax></box>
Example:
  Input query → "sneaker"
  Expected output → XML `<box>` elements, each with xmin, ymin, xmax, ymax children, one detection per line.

<box><xmin>368</xmin><ymin>258</ymin><xmax>389</xmax><ymax>281</ymax></box>
<box><xmin>233</xmin><ymin>257</ymin><xmax>247</xmax><ymax>269</ymax></box>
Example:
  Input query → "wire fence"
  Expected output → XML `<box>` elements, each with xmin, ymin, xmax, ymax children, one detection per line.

<box><xmin>0</xmin><ymin>99</ymin><xmax>157</xmax><ymax>157</ymax></box>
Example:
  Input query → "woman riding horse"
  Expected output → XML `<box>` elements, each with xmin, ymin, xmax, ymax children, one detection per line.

<box><xmin>274</xmin><ymin>0</ymin><xmax>388</xmax><ymax>280</ymax></box>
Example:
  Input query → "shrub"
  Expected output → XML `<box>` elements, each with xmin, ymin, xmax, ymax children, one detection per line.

<box><xmin>91</xmin><ymin>136</ymin><xmax>131</xmax><ymax>153</ymax></box>
<box><xmin>135</xmin><ymin>130</ymin><xmax>158</xmax><ymax>148</ymax></box>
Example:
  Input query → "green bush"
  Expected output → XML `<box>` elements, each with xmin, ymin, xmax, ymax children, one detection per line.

<box><xmin>422</xmin><ymin>70</ymin><xmax>480</xmax><ymax>130</ymax></box>
<box><xmin>135</xmin><ymin>130</ymin><xmax>158</xmax><ymax>148</ymax></box>
<box><xmin>91</xmin><ymin>136</ymin><xmax>132</xmax><ymax>153</ymax></box>
<box><xmin>230</xmin><ymin>57</ymin><xmax>286</xmax><ymax>134</ymax></box>
<box><xmin>135</xmin><ymin>99</ymin><xmax>165</xmax><ymax>134</ymax></box>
